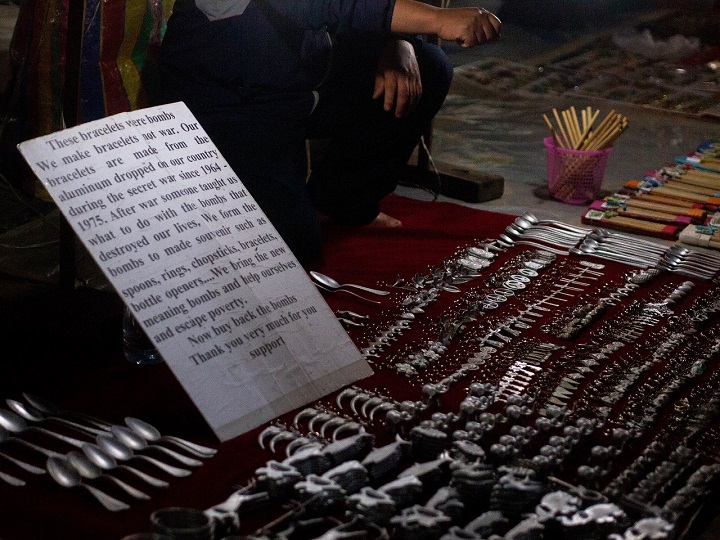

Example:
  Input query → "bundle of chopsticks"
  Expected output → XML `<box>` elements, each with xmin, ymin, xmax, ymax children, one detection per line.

<box><xmin>543</xmin><ymin>106</ymin><xmax>628</xmax><ymax>151</ymax></box>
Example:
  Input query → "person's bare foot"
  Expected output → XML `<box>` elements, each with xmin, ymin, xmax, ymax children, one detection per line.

<box><xmin>367</xmin><ymin>212</ymin><xmax>402</xmax><ymax>228</ymax></box>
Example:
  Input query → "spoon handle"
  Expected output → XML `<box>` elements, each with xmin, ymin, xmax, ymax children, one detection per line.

<box><xmin>118</xmin><ymin>465</ymin><xmax>170</xmax><ymax>488</ymax></box>
<box><xmin>82</xmin><ymin>484</ymin><xmax>130</xmax><ymax>511</ymax></box>
<box><xmin>0</xmin><ymin>452</ymin><xmax>45</xmax><ymax>474</ymax></box>
<box><xmin>315</xmin><ymin>284</ymin><xmax>381</xmax><ymax>304</ymax></box>
<box><xmin>160</xmin><ymin>436</ymin><xmax>217</xmax><ymax>458</ymax></box>
<box><xmin>501</xmin><ymin>238</ymin><xmax>570</xmax><ymax>255</ymax></box>
<box><xmin>341</xmin><ymin>283</ymin><xmax>390</xmax><ymax>296</ymax></box>
<box><xmin>105</xmin><ymin>475</ymin><xmax>151</xmax><ymax>500</ymax></box>
<box><xmin>146</xmin><ymin>444</ymin><xmax>204</xmax><ymax>467</ymax></box>
<box><xmin>8</xmin><ymin>436</ymin><xmax>64</xmax><ymax>458</ymax></box>
<box><xmin>32</xmin><ymin>426</ymin><xmax>90</xmax><ymax>448</ymax></box>
<box><xmin>0</xmin><ymin>470</ymin><xmax>25</xmax><ymax>487</ymax></box>
<box><xmin>48</xmin><ymin>416</ymin><xmax>107</xmax><ymax>436</ymax></box>
<box><xmin>135</xmin><ymin>455</ymin><xmax>192</xmax><ymax>477</ymax></box>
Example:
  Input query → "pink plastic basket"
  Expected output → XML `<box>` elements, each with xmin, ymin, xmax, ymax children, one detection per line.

<box><xmin>544</xmin><ymin>137</ymin><xmax>613</xmax><ymax>205</ymax></box>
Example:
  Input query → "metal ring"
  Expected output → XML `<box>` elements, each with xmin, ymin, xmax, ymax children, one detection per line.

<box><xmin>495</xmin><ymin>287</ymin><xmax>515</xmax><ymax>297</ymax></box>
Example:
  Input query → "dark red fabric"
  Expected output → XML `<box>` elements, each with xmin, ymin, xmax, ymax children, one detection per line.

<box><xmin>1</xmin><ymin>195</ymin><xmax>716</xmax><ymax>539</ymax></box>
<box><xmin>0</xmin><ymin>195</ymin><xmax>520</xmax><ymax>539</ymax></box>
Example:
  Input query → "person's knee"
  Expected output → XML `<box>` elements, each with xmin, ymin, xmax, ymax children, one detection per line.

<box><xmin>417</xmin><ymin>41</ymin><xmax>454</xmax><ymax>117</ymax></box>
<box><xmin>419</xmin><ymin>42</ymin><xmax>454</xmax><ymax>95</ymax></box>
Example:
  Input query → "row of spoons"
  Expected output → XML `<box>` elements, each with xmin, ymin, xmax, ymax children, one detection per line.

<box><xmin>503</xmin><ymin>212</ymin><xmax>720</xmax><ymax>279</ymax></box>
<box><xmin>0</xmin><ymin>394</ymin><xmax>217</xmax><ymax>511</ymax></box>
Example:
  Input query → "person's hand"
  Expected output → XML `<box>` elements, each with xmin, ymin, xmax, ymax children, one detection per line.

<box><xmin>436</xmin><ymin>8</ymin><xmax>501</xmax><ymax>48</ymax></box>
<box><xmin>373</xmin><ymin>39</ymin><xmax>422</xmax><ymax>119</ymax></box>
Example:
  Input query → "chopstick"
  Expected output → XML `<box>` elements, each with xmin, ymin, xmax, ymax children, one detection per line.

<box><xmin>543</xmin><ymin>107</ymin><xmax>628</xmax><ymax>150</ymax></box>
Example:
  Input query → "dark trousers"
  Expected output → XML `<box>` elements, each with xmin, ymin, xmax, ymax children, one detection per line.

<box><xmin>196</xmin><ymin>39</ymin><xmax>453</xmax><ymax>265</ymax></box>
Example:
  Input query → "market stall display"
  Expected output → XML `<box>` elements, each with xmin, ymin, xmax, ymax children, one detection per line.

<box><xmin>2</xmin><ymin>197</ymin><xmax>719</xmax><ymax>539</ymax></box>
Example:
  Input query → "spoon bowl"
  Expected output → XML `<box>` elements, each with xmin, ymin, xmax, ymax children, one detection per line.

<box><xmin>82</xmin><ymin>443</ymin><xmax>169</xmax><ymax>488</ymax></box>
<box><xmin>0</xmin><ymin>425</ymin><xmax>45</xmax><ymax>474</ymax></box>
<box><xmin>46</xmin><ymin>455</ymin><xmax>130</xmax><ymax>511</ymax></box>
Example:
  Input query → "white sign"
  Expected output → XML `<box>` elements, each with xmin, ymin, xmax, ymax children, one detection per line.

<box><xmin>18</xmin><ymin>102</ymin><xmax>373</xmax><ymax>441</ymax></box>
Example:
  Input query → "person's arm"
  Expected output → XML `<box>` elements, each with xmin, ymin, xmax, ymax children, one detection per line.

<box><xmin>390</xmin><ymin>0</ymin><xmax>501</xmax><ymax>47</ymax></box>
<box><xmin>373</xmin><ymin>38</ymin><xmax>422</xmax><ymax>118</ymax></box>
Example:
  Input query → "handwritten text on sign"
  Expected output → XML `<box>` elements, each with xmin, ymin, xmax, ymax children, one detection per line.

<box><xmin>18</xmin><ymin>102</ymin><xmax>372</xmax><ymax>441</ymax></box>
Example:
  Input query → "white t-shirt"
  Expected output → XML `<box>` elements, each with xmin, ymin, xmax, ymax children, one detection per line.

<box><xmin>193</xmin><ymin>0</ymin><xmax>251</xmax><ymax>21</ymax></box>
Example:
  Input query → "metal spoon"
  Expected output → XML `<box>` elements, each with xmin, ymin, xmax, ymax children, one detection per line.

<box><xmin>67</xmin><ymin>450</ymin><xmax>150</xmax><ymax>500</ymax></box>
<box><xmin>520</xmin><ymin>212</ymin><xmax>591</xmax><ymax>235</ymax></box>
<box><xmin>669</xmin><ymin>245</ymin><xmax>720</xmax><ymax>265</ymax></box>
<box><xmin>315</xmin><ymin>282</ymin><xmax>381</xmax><ymax>304</ymax></box>
<box><xmin>586</xmin><ymin>232</ymin><xmax>666</xmax><ymax>257</ymax></box>
<box><xmin>0</xmin><ymin>408</ymin><xmax>90</xmax><ymax>449</ymax></box>
<box><xmin>591</xmin><ymin>227</ymin><xmax>670</xmax><ymax>251</ymax></box>
<box><xmin>310</xmin><ymin>271</ymin><xmax>390</xmax><ymax>295</ymax></box>
<box><xmin>110</xmin><ymin>425</ymin><xmax>203</xmax><ymax>467</ymax></box>
<box><xmin>0</xmin><ymin>425</ymin><xmax>45</xmax><ymax>474</ymax></box>
<box><xmin>82</xmin><ymin>443</ymin><xmax>169</xmax><ymax>488</ymax></box>
<box><xmin>0</xmin><ymin>423</ymin><xmax>63</xmax><ymax>458</ymax></box>
<box><xmin>124</xmin><ymin>417</ymin><xmax>217</xmax><ymax>458</ymax></box>
<box><xmin>497</xmin><ymin>233</ymin><xmax>570</xmax><ymax>255</ymax></box>
<box><xmin>505</xmin><ymin>224</ymin><xmax>580</xmax><ymax>247</ymax></box>
<box><xmin>658</xmin><ymin>256</ymin><xmax>717</xmax><ymax>279</ymax></box>
<box><xmin>6</xmin><ymin>399</ymin><xmax>104</xmax><ymax>437</ymax></box>
<box><xmin>581</xmin><ymin>238</ymin><xmax>662</xmax><ymax>264</ymax></box>
<box><xmin>0</xmin><ymin>469</ymin><xmax>25</xmax><ymax>487</ymax></box>
<box><xmin>511</xmin><ymin>218</ymin><xmax>587</xmax><ymax>241</ymax></box>
<box><xmin>96</xmin><ymin>433</ymin><xmax>191</xmax><ymax>477</ymax></box>
<box><xmin>570</xmin><ymin>245</ymin><xmax>650</xmax><ymax>267</ymax></box>
<box><xmin>21</xmin><ymin>393</ymin><xmax>111</xmax><ymax>432</ymax></box>
<box><xmin>46</xmin><ymin>455</ymin><xmax>130</xmax><ymax>511</ymax></box>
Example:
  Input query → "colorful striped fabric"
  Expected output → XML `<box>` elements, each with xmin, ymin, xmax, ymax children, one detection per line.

<box><xmin>3</xmin><ymin>0</ymin><xmax>175</xmax><ymax>196</ymax></box>
<box><xmin>78</xmin><ymin>0</ymin><xmax>173</xmax><ymax>123</ymax></box>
